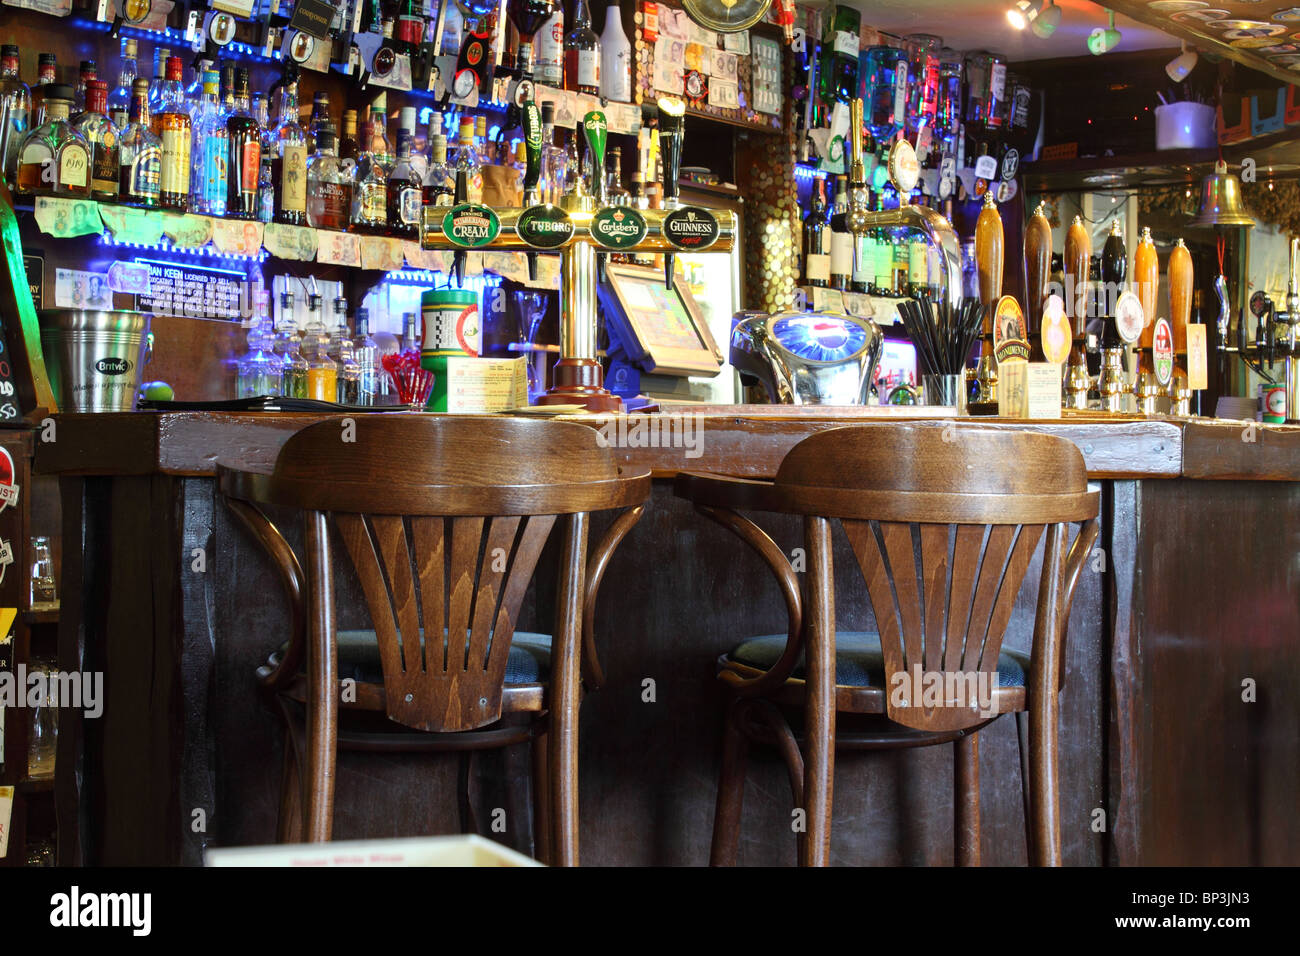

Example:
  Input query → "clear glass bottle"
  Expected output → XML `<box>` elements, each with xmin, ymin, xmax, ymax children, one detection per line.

<box><xmin>271</xmin><ymin>76</ymin><xmax>308</xmax><ymax>225</ymax></box>
<box><xmin>253</xmin><ymin>92</ymin><xmax>275</xmax><ymax>223</ymax></box>
<box><xmin>563</xmin><ymin>0</ymin><xmax>600</xmax><ymax>95</ymax></box>
<box><xmin>353</xmin><ymin>309</ymin><xmax>386</xmax><ymax>406</ymax></box>
<box><xmin>190</xmin><ymin>70</ymin><xmax>228</xmax><ymax>216</ymax></box>
<box><xmin>155</xmin><ymin>56</ymin><xmax>191</xmax><ymax>211</ymax></box>
<box><xmin>184</xmin><ymin>59</ymin><xmax>211</xmax><ymax>116</ymax></box>
<box><xmin>327</xmin><ymin>296</ymin><xmax>350</xmax><ymax>362</ymax></box>
<box><xmin>225</xmin><ymin>69</ymin><xmax>261</xmax><ymax>220</ymax></box>
<box><xmin>32</xmin><ymin>54</ymin><xmax>56</xmax><ymax>121</ymax></box>
<box><xmin>305</xmin><ymin>90</ymin><xmax>331</xmax><ymax>155</ymax></box>
<box><xmin>605</xmin><ymin>146</ymin><xmax>630</xmax><ymax>205</ymax></box>
<box><xmin>107</xmin><ymin>38</ymin><xmax>138</xmax><ymax>131</ymax></box>
<box><xmin>1</xmin><ymin>45</ymin><xmax>34</xmax><ymax>189</ymax></box>
<box><xmin>352</xmin><ymin>106</ymin><xmax>390</xmax><ymax>233</ymax></box>
<box><xmin>306</xmin><ymin>127</ymin><xmax>355</xmax><ymax>231</ymax></box>
<box><xmin>277</xmin><ymin>290</ymin><xmax>308</xmax><ymax>398</ymax></box>
<box><xmin>337</xmin><ymin>340</ymin><xmax>362</xmax><ymax>405</ymax></box>
<box><xmin>535</xmin><ymin>0</ymin><xmax>564</xmax><ymax>86</ymax></box>
<box><xmin>16</xmin><ymin>84</ymin><xmax>90</xmax><ymax>197</ymax></box>
<box><xmin>387</xmin><ymin>107</ymin><xmax>421</xmax><ymax>238</ymax></box>
<box><xmin>303</xmin><ymin>294</ymin><xmax>338</xmax><ymax>401</ymax></box>
<box><xmin>117</xmin><ymin>78</ymin><xmax>160</xmax><ymax>207</ymax></box>
<box><xmin>451</xmin><ymin>116</ymin><xmax>482</xmax><ymax>204</ymax></box>
<box><xmin>147</xmin><ymin>47</ymin><xmax>171</xmax><ymax>115</ymax></box>
<box><xmin>539</xmin><ymin>102</ymin><xmax>567</xmax><ymax>204</ymax></box>
<box><xmin>273</xmin><ymin>290</ymin><xmax>299</xmax><ymax>358</ymax></box>
<box><xmin>600</xmin><ymin>0</ymin><xmax>631</xmax><ymax>102</ymax></box>
<box><xmin>421</xmin><ymin>121</ymin><xmax>453</xmax><ymax>210</ymax></box>
<box><xmin>74</xmin><ymin>60</ymin><xmax>97</xmax><ymax>113</ymax></box>
<box><xmin>73</xmin><ymin>80</ymin><xmax>119</xmax><ymax>202</ymax></box>
<box><xmin>236</xmin><ymin>298</ymin><xmax>282</xmax><ymax>398</ymax></box>
<box><xmin>401</xmin><ymin>311</ymin><xmax>420</xmax><ymax>352</ymax></box>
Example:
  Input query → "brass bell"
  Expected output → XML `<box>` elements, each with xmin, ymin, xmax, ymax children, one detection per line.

<box><xmin>1187</xmin><ymin>160</ymin><xmax>1255</xmax><ymax>229</ymax></box>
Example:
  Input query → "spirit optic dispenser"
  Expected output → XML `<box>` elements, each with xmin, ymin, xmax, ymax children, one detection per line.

<box><xmin>420</xmin><ymin>98</ymin><xmax>737</xmax><ymax>412</ymax></box>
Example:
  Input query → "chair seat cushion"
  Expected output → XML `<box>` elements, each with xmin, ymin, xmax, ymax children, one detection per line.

<box><xmin>332</xmin><ymin>630</ymin><xmax>553</xmax><ymax>685</ymax></box>
<box><xmin>726</xmin><ymin>632</ymin><xmax>1030</xmax><ymax>689</ymax></box>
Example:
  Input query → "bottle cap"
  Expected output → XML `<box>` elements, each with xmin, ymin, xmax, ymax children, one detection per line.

<box><xmin>316</xmin><ymin>128</ymin><xmax>336</xmax><ymax>152</ymax></box>
<box><xmin>80</xmin><ymin>59</ymin><xmax>97</xmax><ymax>75</ymax></box>
<box><xmin>399</xmin><ymin>106</ymin><xmax>416</xmax><ymax>131</ymax></box>
<box><xmin>132</xmin><ymin>77</ymin><xmax>149</xmax><ymax>95</ymax></box>
<box><xmin>1</xmin><ymin>45</ymin><xmax>18</xmax><ymax>59</ymax></box>
<box><xmin>166</xmin><ymin>56</ymin><xmax>183</xmax><ymax>81</ymax></box>
<box><xmin>43</xmin><ymin>83</ymin><xmax>75</xmax><ymax>102</ymax></box>
<box><xmin>122</xmin><ymin>38</ymin><xmax>138</xmax><ymax>57</ymax></box>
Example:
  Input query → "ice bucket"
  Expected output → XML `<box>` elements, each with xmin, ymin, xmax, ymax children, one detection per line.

<box><xmin>38</xmin><ymin>310</ymin><xmax>153</xmax><ymax>412</ymax></box>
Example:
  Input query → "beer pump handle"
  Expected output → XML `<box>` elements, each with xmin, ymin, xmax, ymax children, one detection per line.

<box><xmin>1135</xmin><ymin>226</ymin><xmax>1158</xmax><ymax>350</ymax></box>
<box><xmin>1065</xmin><ymin>215</ymin><xmax>1091</xmax><ymax>340</ymax></box>
<box><xmin>1025</xmin><ymin>202</ymin><xmax>1051</xmax><ymax>331</ymax></box>
<box><xmin>975</xmin><ymin>192</ymin><xmax>1003</xmax><ymax>336</ymax></box>
<box><xmin>1169</xmin><ymin>238</ymin><xmax>1193</xmax><ymax>356</ymax></box>
<box><xmin>657</xmin><ymin>97</ymin><xmax>686</xmax><ymax>289</ymax></box>
<box><xmin>582</xmin><ymin>110</ymin><xmax>607</xmax><ymax>205</ymax></box>
<box><xmin>522</xmin><ymin>100</ymin><xmax>542</xmax><ymax>202</ymax></box>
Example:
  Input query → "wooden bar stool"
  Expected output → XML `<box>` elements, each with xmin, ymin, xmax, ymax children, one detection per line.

<box><xmin>675</xmin><ymin>424</ymin><xmax>1099</xmax><ymax>867</ymax></box>
<box><xmin>219</xmin><ymin>416</ymin><xmax>649</xmax><ymax>865</ymax></box>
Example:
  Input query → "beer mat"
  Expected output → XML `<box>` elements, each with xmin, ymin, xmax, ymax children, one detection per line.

<box><xmin>137</xmin><ymin>397</ymin><xmax>412</xmax><ymax>413</ymax></box>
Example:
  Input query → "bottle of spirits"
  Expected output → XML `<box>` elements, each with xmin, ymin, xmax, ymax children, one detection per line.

<box><xmin>353</xmin><ymin>309</ymin><xmax>385</xmax><ymax>405</ymax></box>
<box><xmin>74</xmin><ymin>60</ymin><xmax>97</xmax><ymax>113</ymax></box>
<box><xmin>306</xmin><ymin>127</ymin><xmax>355</xmax><ymax>230</ymax></box>
<box><xmin>386</xmin><ymin>107</ymin><xmax>421</xmax><ymax>238</ymax></box>
<box><xmin>16</xmin><ymin>85</ymin><xmax>89</xmax><ymax>197</ymax></box>
<box><xmin>302</xmin><ymin>295</ymin><xmax>338</xmax><ymax>401</ymax></box>
<box><xmin>147</xmin><ymin>47</ymin><xmax>171</xmax><ymax>114</ymax></box>
<box><xmin>184</xmin><ymin>59</ymin><xmax>212</xmax><ymax>117</ymax></box>
<box><xmin>401</xmin><ymin>311</ymin><xmax>419</xmax><ymax>352</ymax></box>
<box><xmin>536</xmin><ymin>1</ymin><xmax>564</xmax><ymax>86</ymax></box>
<box><xmin>508</xmin><ymin>0</ymin><xmax>554</xmax><ymax>76</ymax></box>
<box><xmin>305</xmin><ymin>90</ymin><xmax>331</xmax><ymax>154</ymax></box>
<box><xmin>801</xmin><ymin>177</ymin><xmax>830</xmax><ymax>288</ymax></box>
<box><xmin>273</xmin><ymin>290</ymin><xmax>298</xmax><ymax>358</ymax></box>
<box><xmin>337</xmin><ymin>339</ymin><xmax>362</xmax><ymax>405</ymax></box>
<box><xmin>828</xmin><ymin>175</ymin><xmax>851</xmax><ymax>291</ymax></box>
<box><xmin>327</xmin><ymin>296</ymin><xmax>350</xmax><ymax>362</ymax></box>
<box><xmin>600</xmin><ymin>0</ymin><xmax>632</xmax><ymax>102</ymax></box>
<box><xmin>271</xmin><ymin>75</ymin><xmax>308</xmax><ymax>225</ymax></box>
<box><xmin>107</xmin><ymin>38</ymin><xmax>138</xmax><ymax>131</ymax></box>
<box><xmin>450</xmin><ymin>116</ymin><xmax>482</xmax><ymax>204</ymax></box>
<box><xmin>339</xmin><ymin>109</ymin><xmax>359</xmax><ymax>162</ymax></box>
<box><xmin>73</xmin><ymin>80</ymin><xmax>119</xmax><ymax>202</ymax></box>
<box><xmin>225</xmin><ymin>69</ymin><xmax>261</xmax><ymax>220</ymax></box>
<box><xmin>564</xmin><ymin>0</ymin><xmax>600</xmax><ymax>95</ymax></box>
<box><xmin>117</xmin><ymin>78</ymin><xmax>161</xmax><ymax>207</ymax></box>
<box><xmin>351</xmin><ymin>106</ymin><xmax>390</xmax><ymax>233</ymax></box>
<box><xmin>31</xmin><ymin>54</ymin><xmax>56</xmax><ymax>121</ymax></box>
<box><xmin>1</xmin><ymin>45</ymin><xmax>33</xmax><ymax>189</ymax></box>
<box><xmin>252</xmin><ymin>92</ymin><xmax>275</xmax><ymax>223</ymax></box>
<box><xmin>394</xmin><ymin>0</ymin><xmax>426</xmax><ymax>57</ymax></box>
<box><xmin>154</xmin><ymin>57</ymin><xmax>191</xmax><ymax>211</ymax></box>
<box><xmin>421</xmin><ymin>120</ymin><xmax>453</xmax><ymax>209</ymax></box>
<box><xmin>236</xmin><ymin>296</ymin><xmax>281</xmax><ymax>398</ymax></box>
<box><xmin>190</xmin><ymin>70</ymin><xmax>228</xmax><ymax>216</ymax></box>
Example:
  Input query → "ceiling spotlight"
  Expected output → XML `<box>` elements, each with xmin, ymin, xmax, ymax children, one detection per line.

<box><xmin>1030</xmin><ymin>0</ymin><xmax>1061</xmax><ymax>39</ymax></box>
<box><xmin>1088</xmin><ymin>9</ymin><xmax>1122</xmax><ymax>55</ymax></box>
<box><xmin>1008</xmin><ymin>1</ymin><xmax>1037</xmax><ymax>30</ymax></box>
<box><xmin>1166</xmin><ymin>41</ymin><xmax>1198</xmax><ymax>82</ymax></box>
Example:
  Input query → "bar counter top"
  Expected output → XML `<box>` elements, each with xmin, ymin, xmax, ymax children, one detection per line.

<box><xmin>32</xmin><ymin>405</ymin><xmax>1300</xmax><ymax>481</ymax></box>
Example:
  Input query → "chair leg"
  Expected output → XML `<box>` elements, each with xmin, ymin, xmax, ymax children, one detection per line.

<box><xmin>954</xmin><ymin>730</ymin><xmax>981</xmax><ymax>866</ymax></box>
<box><xmin>1029</xmin><ymin>692</ymin><xmax>1063</xmax><ymax>865</ymax></box>
<box><xmin>710</xmin><ymin>698</ymin><xmax>751</xmax><ymax>866</ymax></box>
<box><xmin>801</xmin><ymin>516</ymin><xmax>836</xmax><ymax>867</ymax></box>
<box><xmin>549</xmin><ymin>511</ymin><xmax>588</xmax><ymax>867</ymax></box>
<box><xmin>303</xmin><ymin>511</ymin><xmax>338</xmax><ymax>843</ymax></box>
<box><xmin>1016</xmin><ymin>711</ymin><xmax>1034</xmax><ymax>863</ymax></box>
<box><xmin>457</xmin><ymin>751</ymin><xmax>479</xmax><ymax>835</ymax></box>
<box><xmin>531</xmin><ymin>727</ymin><xmax>552</xmax><ymax>865</ymax></box>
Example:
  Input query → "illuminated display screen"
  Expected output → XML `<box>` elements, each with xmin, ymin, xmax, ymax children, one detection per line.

<box><xmin>771</xmin><ymin>315</ymin><xmax>870</xmax><ymax>362</ymax></box>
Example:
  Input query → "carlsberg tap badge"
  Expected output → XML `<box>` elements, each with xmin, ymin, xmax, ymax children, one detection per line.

<box><xmin>591</xmin><ymin>206</ymin><xmax>648</xmax><ymax>249</ymax></box>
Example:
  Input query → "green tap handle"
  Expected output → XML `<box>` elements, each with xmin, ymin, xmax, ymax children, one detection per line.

<box><xmin>522</xmin><ymin>100</ymin><xmax>542</xmax><ymax>202</ymax></box>
<box><xmin>583</xmin><ymin>110</ymin><xmax>607</xmax><ymax>204</ymax></box>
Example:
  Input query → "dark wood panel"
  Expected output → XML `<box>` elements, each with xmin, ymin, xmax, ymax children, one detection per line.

<box><xmin>1182</xmin><ymin>421</ymin><xmax>1300</xmax><ymax>482</ymax></box>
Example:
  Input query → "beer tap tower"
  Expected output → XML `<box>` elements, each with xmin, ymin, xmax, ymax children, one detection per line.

<box><xmin>420</xmin><ymin>98</ymin><xmax>737</xmax><ymax>412</ymax></box>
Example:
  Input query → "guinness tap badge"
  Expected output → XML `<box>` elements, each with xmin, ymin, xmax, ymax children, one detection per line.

<box><xmin>663</xmin><ymin>207</ymin><xmax>720</xmax><ymax>250</ymax></box>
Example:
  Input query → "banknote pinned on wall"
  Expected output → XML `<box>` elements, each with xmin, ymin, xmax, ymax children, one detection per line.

<box><xmin>160</xmin><ymin>212</ymin><xmax>214</xmax><ymax>249</ymax></box>
<box><xmin>98</xmin><ymin>203</ymin><xmax>164</xmax><ymax>246</ymax></box>
<box><xmin>34</xmin><ymin>197</ymin><xmax>103</xmax><ymax>238</ymax></box>
<box><xmin>212</xmin><ymin>218</ymin><xmax>265</xmax><ymax>257</ymax></box>
<box><xmin>262</xmin><ymin>223</ymin><xmax>319</xmax><ymax>261</ymax></box>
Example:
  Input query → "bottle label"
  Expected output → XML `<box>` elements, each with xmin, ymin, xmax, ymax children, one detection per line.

<box><xmin>989</xmin><ymin>63</ymin><xmax>1006</xmax><ymax>126</ymax></box>
<box><xmin>241</xmin><ymin>140</ymin><xmax>260</xmax><ymax>191</ymax></box>
<box><xmin>805</xmin><ymin>254</ymin><xmax>830</xmax><ymax>283</ymax></box>
<box><xmin>203</xmin><ymin>137</ymin><xmax>228</xmax><ymax>206</ymax></box>
<box><xmin>830</xmin><ymin>231</ymin><xmax>852</xmax><ymax>279</ymax></box>
<box><xmin>318</xmin><ymin>181</ymin><xmax>350</xmax><ymax>224</ymax></box>
<box><xmin>578</xmin><ymin>49</ymin><xmax>600</xmax><ymax>87</ymax></box>
<box><xmin>396</xmin><ymin>14</ymin><xmax>424</xmax><ymax>46</ymax></box>
<box><xmin>131</xmin><ymin>146</ymin><xmax>162</xmax><ymax>198</ymax></box>
<box><xmin>21</xmin><ymin>143</ymin><xmax>54</xmax><ymax>184</ymax></box>
<box><xmin>280</xmin><ymin>143</ymin><xmax>308</xmax><ymax>211</ymax></box>
<box><xmin>537</xmin><ymin>13</ymin><xmax>564</xmax><ymax>81</ymax></box>
<box><xmin>399</xmin><ymin>185</ymin><xmax>421</xmax><ymax>224</ymax></box>
<box><xmin>91</xmin><ymin>137</ymin><xmax>119</xmax><ymax>192</ymax></box>
<box><xmin>361</xmin><ymin>183</ymin><xmax>387</xmax><ymax>223</ymax></box>
<box><xmin>833</xmin><ymin>30</ymin><xmax>858</xmax><ymax>57</ymax></box>
<box><xmin>893</xmin><ymin>62</ymin><xmax>908</xmax><ymax>125</ymax></box>
<box><xmin>58</xmin><ymin>144</ymin><xmax>89</xmax><ymax>189</ymax></box>
<box><xmin>160</xmin><ymin>127</ymin><xmax>190</xmax><ymax>195</ymax></box>
<box><xmin>602</xmin><ymin>47</ymin><xmax>631</xmax><ymax>101</ymax></box>
<box><xmin>908</xmin><ymin>243</ymin><xmax>927</xmax><ymax>284</ymax></box>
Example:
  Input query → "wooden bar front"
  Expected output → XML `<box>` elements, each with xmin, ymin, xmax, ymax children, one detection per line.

<box><xmin>37</xmin><ymin>409</ymin><xmax>1300</xmax><ymax>866</ymax></box>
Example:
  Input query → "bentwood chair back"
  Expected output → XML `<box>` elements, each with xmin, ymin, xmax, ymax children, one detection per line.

<box><xmin>675</xmin><ymin>424</ymin><xmax>1099</xmax><ymax>866</ymax></box>
<box><xmin>220</xmin><ymin>416</ymin><xmax>649</xmax><ymax>865</ymax></box>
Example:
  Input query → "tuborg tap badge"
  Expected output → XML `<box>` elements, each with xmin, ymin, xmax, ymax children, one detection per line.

<box><xmin>442</xmin><ymin>203</ymin><xmax>501</xmax><ymax>248</ymax></box>
<box><xmin>524</xmin><ymin>101</ymin><xmax>542</xmax><ymax>154</ymax></box>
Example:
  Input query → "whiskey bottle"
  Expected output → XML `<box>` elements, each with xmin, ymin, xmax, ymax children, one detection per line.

<box><xmin>271</xmin><ymin>75</ymin><xmax>308</xmax><ymax>225</ymax></box>
<box><xmin>351</xmin><ymin>107</ymin><xmax>391</xmax><ymax>234</ymax></box>
<box><xmin>16</xmin><ymin>84</ymin><xmax>90</xmax><ymax>197</ymax></box>
<box><xmin>225</xmin><ymin>69</ymin><xmax>261</xmax><ymax>220</ymax></box>
<box><xmin>117</xmin><ymin>78</ymin><xmax>161</xmax><ymax>207</ymax></box>
<box><xmin>73</xmin><ymin>80</ymin><xmax>119</xmax><ymax>202</ymax></box>
<box><xmin>508</xmin><ymin>0</ymin><xmax>555</xmax><ymax>76</ymax></box>
<box><xmin>564</xmin><ymin>0</ymin><xmax>600</xmax><ymax>95</ymax></box>
<box><xmin>253</xmin><ymin>92</ymin><xmax>274</xmax><ymax>223</ymax></box>
<box><xmin>386</xmin><ymin>107</ymin><xmax>421</xmax><ymax>238</ymax></box>
<box><xmin>1</xmin><ymin>45</ymin><xmax>33</xmax><ymax>189</ymax></box>
<box><xmin>155</xmin><ymin>57</ymin><xmax>191</xmax><ymax>211</ymax></box>
<box><xmin>306</xmin><ymin>128</ymin><xmax>355</xmax><ymax>230</ymax></box>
